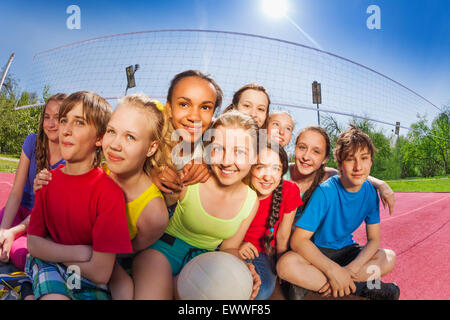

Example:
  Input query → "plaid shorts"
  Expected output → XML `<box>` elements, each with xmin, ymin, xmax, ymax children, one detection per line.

<box><xmin>25</xmin><ymin>256</ymin><xmax>111</xmax><ymax>300</ymax></box>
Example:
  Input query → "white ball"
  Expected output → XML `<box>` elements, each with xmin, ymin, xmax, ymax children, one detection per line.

<box><xmin>177</xmin><ymin>251</ymin><xmax>253</xmax><ymax>300</ymax></box>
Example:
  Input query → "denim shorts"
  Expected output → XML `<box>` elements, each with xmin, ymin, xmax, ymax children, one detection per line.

<box><xmin>245</xmin><ymin>253</ymin><xmax>277</xmax><ymax>300</ymax></box>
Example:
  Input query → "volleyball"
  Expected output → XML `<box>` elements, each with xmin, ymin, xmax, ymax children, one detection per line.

<box><xmin>176</xmin><ymin>251</ymin><xmax>253</xmax><ymax>300</ymax></box>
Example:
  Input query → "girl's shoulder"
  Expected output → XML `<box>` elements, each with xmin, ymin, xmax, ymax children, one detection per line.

<box><xmin>24</xmin><ymin>133</ymin><xmax>38</xmax><ymax>143</ymax></box>
<box><xmin>282</xmin><ymin>179</ymin><xmax>299</xmax><ymax>191</ymax></box>
<box><xmin>22</xmin><ymin>133</ymin><xmax>38</xmax><ymax>157</ymax></box>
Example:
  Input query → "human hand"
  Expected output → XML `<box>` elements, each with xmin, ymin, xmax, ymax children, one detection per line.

<box><xmin>152</xmin><ymin>166</ymin><xmax>182</xmax><ymax>194</ymax></box>
<box><xmin>181</xmin><ymin>159</ymin><xmax>210</xmax><ymax>186</ymax></box>
<box><xmin>318</xmin><ymin>281</ymin><xmax>332</xmax><ymax>297</ymax></box>
<box><xmin>344</xmin><ymin>263</ymin><xmax>360</xmax><ymax>280</ymax></box>
<box><xmin>326</xmin><ymin>265</ymin><xmax>356</xmax><ymax>298</ymax></box>
<box><xmin>378</xmin><ymin>182</ymin><xmax>395</xmax><ymax>216</ymax></box>
<box><xmin>238</xmin><ymin>242</ymin><xmax>259</xmax><ymax>260</ymax></box>
<box><xmin>246</xmin><ymin>263</ymin><xmax>261</xmax><ymax>300</ymax></box>
<box><xmin>0</xmin><ymin>228</ymin><xmax>15</xmax><ymax>262</ymax></box>
<box><xmin>33</xmin><ymin>169</ymin><xmax>52</xmax><ymax>193</ymax></box>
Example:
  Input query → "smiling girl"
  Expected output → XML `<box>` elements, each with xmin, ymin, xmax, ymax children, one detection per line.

<box><xmin>239</xmin><ymin>141</ymin><xmax>302</xmax><ymax>300</ymax></box>
<box><xmin>0</xmin><ymin>93</ymin><xmax>66</xmax><ymax>271</ymax></box>
<box><xmin>267</xmin><ymin>111</ymin><xmax>295</xmax><ymax>148</ymax></box>
<box><xmin>142</xmin><ymin>111</ymin><xmax>261</xmax><ymax>299</ymax></box>
<box><xmin>223</xmin><ymin>83</ymin><xmax>271</xmax><ymax>129</ymax></box>
<box><xmin>102</xmin><ymin>94</ymin><xmax>169</xmax><ymax>299</ymax></box>
<box><xmin>152</xmin><ymin>70</ymin><xmax>223</xmax><ymax>195</ymax></box>
<box><xmin>285</xmin><ymin>126</ymin><xmax>395</xmax><ymax>216</ymax></box>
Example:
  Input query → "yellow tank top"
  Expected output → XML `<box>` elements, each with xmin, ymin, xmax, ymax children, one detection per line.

<box><xmin>166</xmin><ymin>183</ymin><xmax>257</xmax><ymax>250</ymax></box>
<box><xmin>126</xmin><ymin>184</ymin><xmax>164</xmax><ymax>240</ymax></box>
<box><xmin>102</xmin><ymin>163</ymin><xmax>163</xmax><ymax>240</ymax></box>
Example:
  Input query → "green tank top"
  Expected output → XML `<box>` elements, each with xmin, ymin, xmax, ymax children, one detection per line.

<box><xmin>165</xmin><ymin>183</ymin><xmax>257</xmax><ymax>250</ymax></box>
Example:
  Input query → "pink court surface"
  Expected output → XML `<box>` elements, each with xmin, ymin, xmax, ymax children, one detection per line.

<box><xmin>1</xmin><ymin>172</ymin><xmax>449</xmax><ymax>300</ymax></box>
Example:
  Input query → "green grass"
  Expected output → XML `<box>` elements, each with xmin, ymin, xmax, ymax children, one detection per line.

<box><xmin>0</xmin><ymin>159</ymin><xmax>18</xmax><ymax>173</ymax></box>
<box><xmin>0</xmin><ymin>153</ymin><xmax>20</xmax><ymax>159</ymax></box>
<box><xmin>387</xmin><ymin>176</ymin><xmax>450</xmax><ymax>192</ymax></box>
<box><xmin>0</xmin><ymin>158</ymin><xmax>448</xmax><ymax>192</ymax></box>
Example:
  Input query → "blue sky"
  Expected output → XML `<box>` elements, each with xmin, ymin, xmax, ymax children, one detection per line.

<box><xmin>1</xmin><ymin>0</ymin><xmax>449</xmax><ymax>109</ymax></box>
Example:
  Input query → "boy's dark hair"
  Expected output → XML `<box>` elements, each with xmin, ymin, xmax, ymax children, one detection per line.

<box><xmin>59</xmin><ymin>91</ymin><xmax>112</xmax><ymax>168</ymax></box>
<box><xmin>166</xmin><ymin>69</ymin><xmax>223</xmax><ymax>112</ymax></box>
<box><xmin>333</xmin><ymin>125</ymin><xmax>378</xmax><ymax>165</ymax></box>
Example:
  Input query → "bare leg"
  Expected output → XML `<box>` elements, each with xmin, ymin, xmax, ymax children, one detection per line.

<box><xmin>132</xmin><ymin>249</ymin><xmax>173</xmax><ymax>300</ymax></box>
<box><xmin>109</xmin><ymin>261</ymin><xmax>134</xmax><ymax>300</ymax></box>
<box><xmin>39</xmin><ymin>293</ymin><xmax>70</xmax><ymax>300</ymax></box>
<box><xmin>352</xmin><ymin>249</ymin><xmax>396</xmax><ymax>282</ymax></box>
<box><xmin>276</xmin><ymin>251</ymin><xmax>328</xmax><ymax>292</ymax></box>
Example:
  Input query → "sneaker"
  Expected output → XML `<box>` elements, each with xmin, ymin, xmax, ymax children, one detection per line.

<box><xmin>353</xmin><ymin>281</ymin><xmax>400</xmax><ymax>300</ymax></box>
<box><xmin>287</xmin><ymin>283</ymin><xmax>310</xmax><ymax>300</ymax></box>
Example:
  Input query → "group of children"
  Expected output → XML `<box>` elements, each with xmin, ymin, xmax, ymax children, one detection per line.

<box><xmin>0</xmin><ymin>69</ymin><xmax>399</xmax><ymax>300</ymax></box>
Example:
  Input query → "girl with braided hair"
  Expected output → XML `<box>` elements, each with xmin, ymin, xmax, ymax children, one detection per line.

<box><xmin>0</xmin><ymin>93</ymin><xmax>67</xmax><ymax>271</ymax></box>
<box><xmin>239</xmin><ymin>141</ymin><xmax>302</xmax><ymax>300</ymax></box>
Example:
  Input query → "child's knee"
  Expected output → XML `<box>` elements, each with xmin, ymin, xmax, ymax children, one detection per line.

<box><xmin>383</xmin><ymin>249</ymin><xmax>396</xmax><ymax>272</ymax></box>
<box><xmin>9</xmin><ymin>239</ymin><xmax>28</xmax><ymax>270</ymax></box>
<box><xmin>276</xmin><ymin>252</ymin><xmax>297</xmax><ymax>280</ymax></box>
<box><xmin>110</xmin><ymin>263</ymin><xmax>134</xmax><ymax>300</ymax></box>
<box><xmin>375</xmin><ymin>248</ymin><xmax>396</xmax><ymax>275</ymax></box>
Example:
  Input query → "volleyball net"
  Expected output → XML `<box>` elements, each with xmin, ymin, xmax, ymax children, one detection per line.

<box><xmin>15</xmin><ymin>29</ymin><xmax>442</xmax><ymax>141</ymax></box>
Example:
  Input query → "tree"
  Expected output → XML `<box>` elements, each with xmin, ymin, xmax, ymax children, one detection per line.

<box><xmin>0</xmin><ymin>73</ymin><xmax>42</xmax><ymax>154</ymax></box>
<box><xmin>429</xmin><ymin>106</ymin><xmax>450</xmax><ymax>174</ymax></box>
<box><xmin>320</xmin><ymin>114</ymin><xmax>399</xmax><ymax>179</ymax></box>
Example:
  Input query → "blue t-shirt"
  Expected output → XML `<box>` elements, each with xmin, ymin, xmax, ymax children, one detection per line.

<box><xmin>295</xmin><ymin>175</ymin><xmax>380</xmax><ymax>250</ymax></box>
<box><xmin>21</xmin><ymin>134</ymin><xmax>65</xmax><ymax>210</ymax></box>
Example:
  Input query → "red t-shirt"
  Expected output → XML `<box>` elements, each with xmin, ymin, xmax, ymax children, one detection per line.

<box><xmin>243</xmin><ymin>180</ymin><xmax>302</xmax><ymax>253</ymax></box>
<box><xmin>28</xmin><ymin>166</ymin><xmax>132</xmax><ymax>254</ymax></box>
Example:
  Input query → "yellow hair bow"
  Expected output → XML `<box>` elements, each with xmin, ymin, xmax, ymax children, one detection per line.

<box><xmin>152</xmin><ymin>99</ymin><xmax>165</xmax><ymax>112</ymax></box>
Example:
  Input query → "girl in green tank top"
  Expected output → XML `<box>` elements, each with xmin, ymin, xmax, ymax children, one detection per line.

<box><xmin>146</xmin><ymin>111</ymin><xmax>262</xmax><ymax>300</ymax></box>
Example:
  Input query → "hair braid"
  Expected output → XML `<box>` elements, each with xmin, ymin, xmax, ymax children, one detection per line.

<box><xmin>264</xmin><ymin>178</ymin><xmax>284</xmax><ymax>257</ymax></box>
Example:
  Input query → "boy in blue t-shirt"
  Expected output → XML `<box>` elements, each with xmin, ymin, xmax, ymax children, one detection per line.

<box><xmin>277</xmin><ymin>126</ymin><xmax>399</xmax><ymax>300</ymax></box>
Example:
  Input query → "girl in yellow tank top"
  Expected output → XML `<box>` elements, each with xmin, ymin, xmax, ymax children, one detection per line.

<box><xmin>101</xmin><ymin>94</ymin><xmax>169</xmax><ymax>300</ymax></box>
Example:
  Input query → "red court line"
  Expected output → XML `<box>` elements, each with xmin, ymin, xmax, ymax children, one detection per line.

<box><xmin>382</xmin><ymin>194</ymin><xmax>450</xmax><ymax>223</ymax></box>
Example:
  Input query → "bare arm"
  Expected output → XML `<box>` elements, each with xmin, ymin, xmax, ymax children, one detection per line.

<box><xmin>275</xmin><ymin>210</ymin><xmax>296</xmax><ymax>258</ymax></box>
<box><xmin>366</xmin><ymin>176</ymin><xmax>395</xmax><ymax>216</ymax></box>
<box><xmin>27</xmin><ymin>234</ymin><xmax>92</xmax><ymax>263</ymax></box>
<box><xmin>220</xmin><ymin>198</ymin><xmax>261</xmax><ymax>300</ymax></box>
<box><xmin>290</xmin><ymin>227</ymin><xmax>356</xmax><ymax>297</ymax></box>
<box><xmin>0</xmin><ymin>150</ymin><xmax>30</xmax><ymax>230</ymax></box>
<box><xmin>132</xmin><ymin>197</ymin><xmax>169</xmax><ymax>252</ymax></box>
<box><xmin>220</xmin><ymin>199</ymin><xmax>259</xmax><ymax>258</ymax></box>
<box><xmin>64</xmin><ymin>251</ymin><xmax>116</xmax><ymax>285</ymax></box>
<box><xmin>345</xmin><ymin>223</ymin><xmax>380</xmax><ymax>276</ymax></box>
<box><xmin>290</xmin><ymin>227</ymin><xmax>338</xmax><ymax>276</ymax></box>
<box><xmin>1</xmin><ymin>152</ymin><xmax>32</xmax><ymax>261</ymax></box>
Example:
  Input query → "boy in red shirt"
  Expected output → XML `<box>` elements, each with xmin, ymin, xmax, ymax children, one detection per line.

<box><xmin>26</xmin><ymin>91</ymin><xmax>132</xmax><ymax>300</ymax></box>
